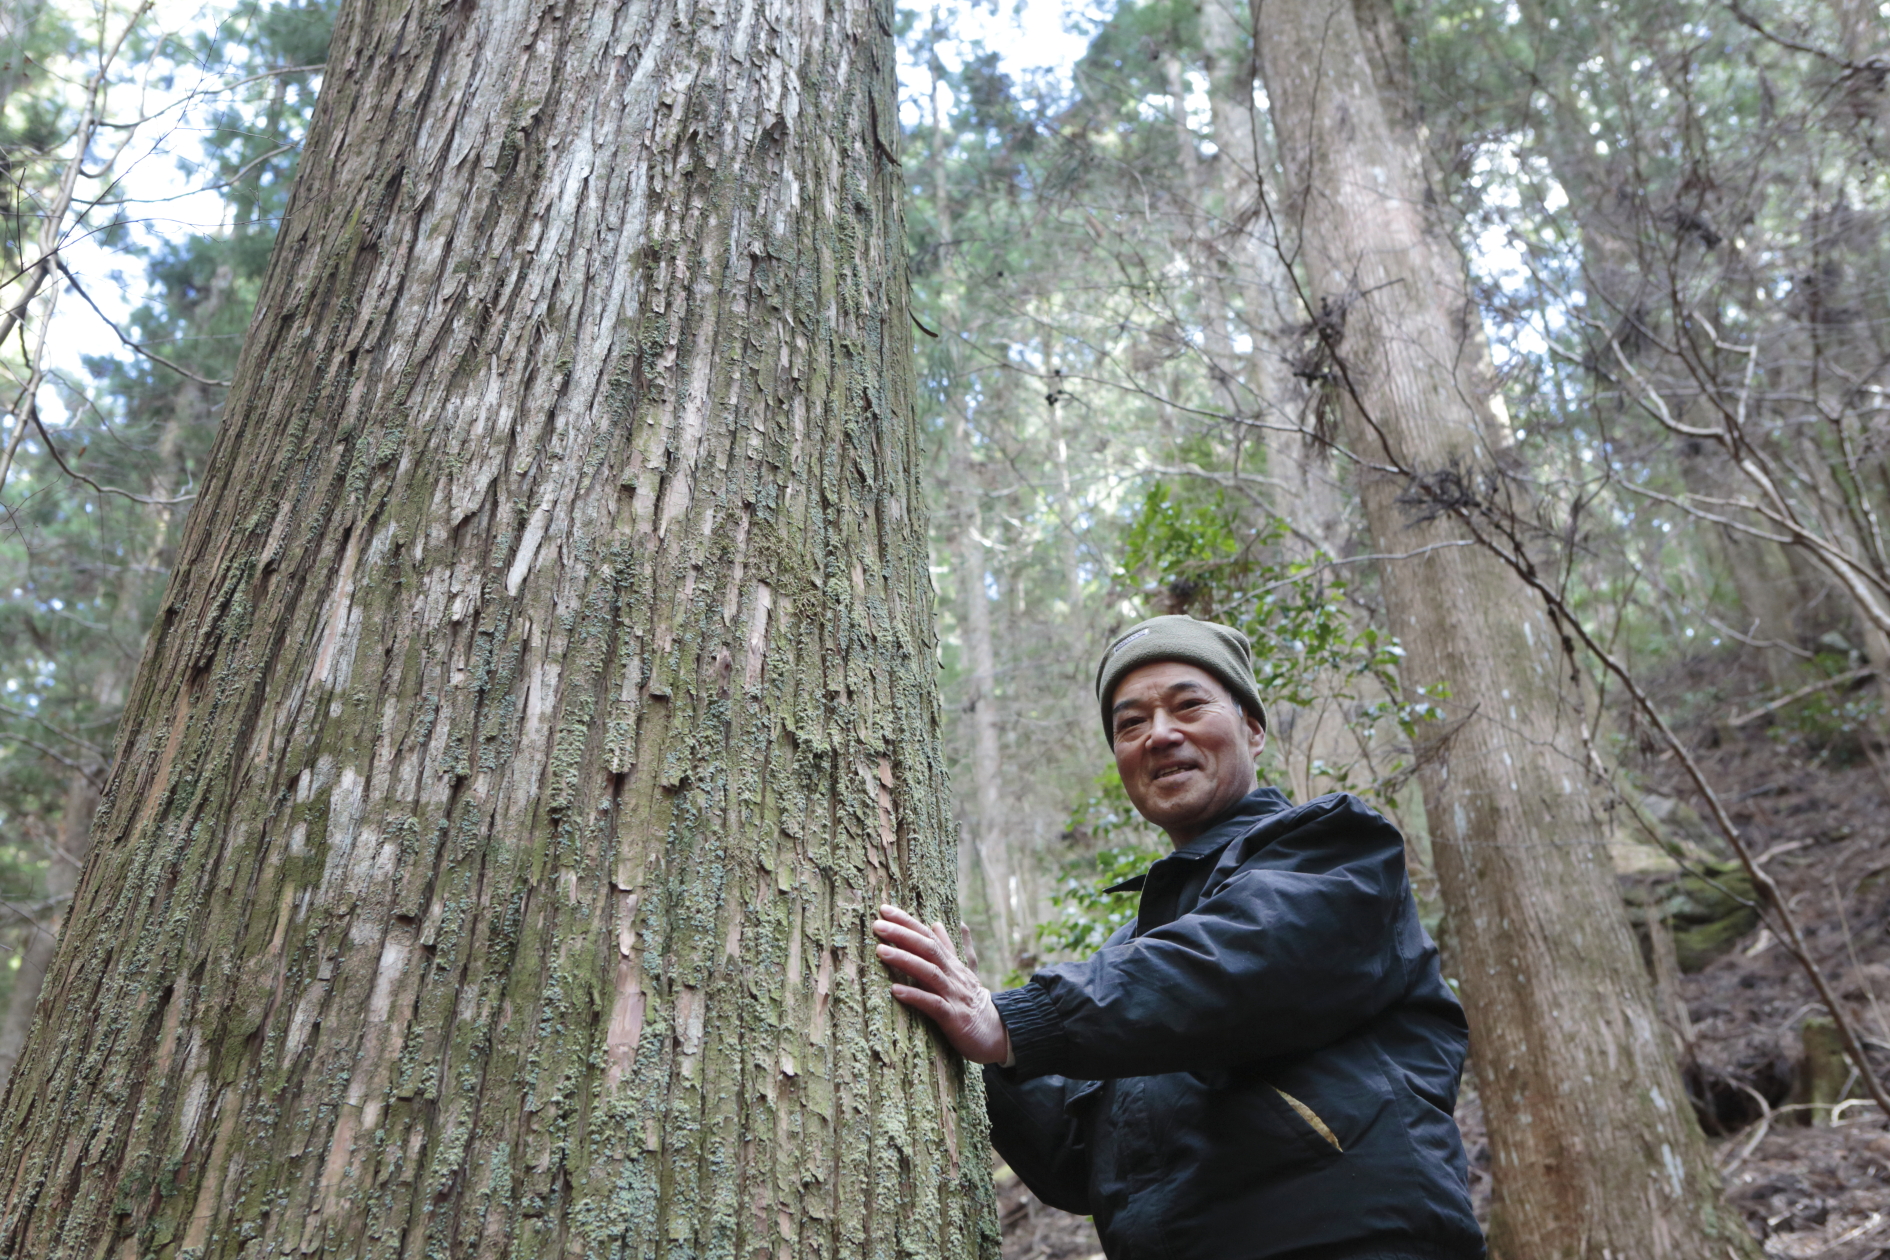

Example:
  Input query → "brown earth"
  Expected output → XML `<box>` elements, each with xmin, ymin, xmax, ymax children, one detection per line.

<box><xmin>994</xmin><ymin>1164</ymin><xmax>1102</xmax><ymax>1260</ymax></box>
<box><xmin>997</xmin><ymin>657</ymin><xmax>1890</xmax><ymax>1258</ymax></box>
<box><xmin>1647</xmin><ymin>685</ymin><xmax>1890</xmax><ymax>1260</ymax></box>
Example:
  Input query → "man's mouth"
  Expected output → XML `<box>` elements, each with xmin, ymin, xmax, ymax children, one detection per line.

<box><xmin>1151</xmin><ymin>763</ymin><xmax>1198</xmax><ymax>782</ymax></box>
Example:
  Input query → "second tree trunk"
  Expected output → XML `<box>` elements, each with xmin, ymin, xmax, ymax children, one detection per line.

<box><xmin>1254</xmin><ymin>1</ymin><xmax>1757</xmax><ymax>1256</ymax></box>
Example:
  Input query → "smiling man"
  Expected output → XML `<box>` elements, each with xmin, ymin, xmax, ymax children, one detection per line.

<box><xmin>873</xmin><ymin>614</ymin><xmax>1484</xmax><ymax>1260</ymax></box>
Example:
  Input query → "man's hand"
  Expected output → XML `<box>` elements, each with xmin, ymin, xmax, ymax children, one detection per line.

<box><xmin>873</xmin><ymin>904</ymin><xmax>1012</xmax><ymax>1065</ymax></box>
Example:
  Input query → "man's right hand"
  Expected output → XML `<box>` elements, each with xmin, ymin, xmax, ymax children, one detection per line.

<box><xmin>873</xmin><ymin>904</ymin><xmax>1012</xmax><ymax>1065</ymax></box>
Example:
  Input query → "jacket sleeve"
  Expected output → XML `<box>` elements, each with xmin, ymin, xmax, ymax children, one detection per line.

<box><xmin>982</xmin><ymin>1066</ymin><xmax>1095</xmax><ymax>1215</ymax></box>
<box><xmin>993</xmin><ymin>795</ymin><xmax>1416</xmax><ymax>1081</ymax></box>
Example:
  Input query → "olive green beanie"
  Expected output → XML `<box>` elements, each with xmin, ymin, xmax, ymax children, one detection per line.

<box><xmin>1095</xmin><ymin>614</ymin><xmax>1267</xmax><ymax>745</ymax></box>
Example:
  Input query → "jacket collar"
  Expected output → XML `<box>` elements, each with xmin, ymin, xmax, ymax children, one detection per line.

<box><xmin>1101</xmin><ymin>786</ymin><xmax>1293</xmax><ymax>892</ymax></box>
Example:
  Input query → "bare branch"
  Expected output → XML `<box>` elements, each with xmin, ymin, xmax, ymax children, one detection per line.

<box><xmin>54</xmin><ymin>259</ymin><xmax>232</xmax><ymax>388</ymax></box>
<box><xmin>1728</xmin><ymin>667</ymin><xmax>1876</xmax><ymax>728</ymax></box>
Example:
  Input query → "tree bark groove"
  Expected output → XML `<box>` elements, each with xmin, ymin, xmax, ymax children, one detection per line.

<box><xmin>0</xmin><ymin>0</ymin><xmax>999</xmax><ymax>1254</ymax></box>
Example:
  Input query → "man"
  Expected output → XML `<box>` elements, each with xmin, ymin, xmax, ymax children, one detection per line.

<box><xmin>873</xmin><ymin>614</ymin><xmax>1484</xmax><ymax>1260</ymax></box>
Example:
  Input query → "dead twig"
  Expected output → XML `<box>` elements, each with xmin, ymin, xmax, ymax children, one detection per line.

<box><xmin>24</xmin><ymin>404</ymin><xmax>196</xmax><ymax>506</ymax></box>
<box><xmin>1719</xmin><ymin>1081</ymin><xmax>1776</xmax><ymax>1176</ymax></box>
<box><xmin>54</xmin><ymin>258</ymin><xmax>231</xmax><ymax>388</ymax></box>
<box><xmin>1729</xmin><ymin>667</ymin><xmax>1877</xmax><ymax>727</ymax></box>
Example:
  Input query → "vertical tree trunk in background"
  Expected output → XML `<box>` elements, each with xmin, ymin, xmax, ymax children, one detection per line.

<box><xmin>0</xmin><ymin>0</ymin><xmax>999</xmax><ymax>1251</ymax></box>
<box><xmin>1197</xmin><ymin>0</ymin><xmax>1380</xmax><ymax>804</ymax></box>
<box><xmin>949</xmin><ymin>442</ymin><xmax>1016</xmax><ymax>974</ymax></box>
<box><xmin>0</xmin><ymin>769</ymin><xmax>99</xmax><ymax>1085</ymax></box>
<box><xmin>1254</xmin><ymin>3</ymin><xmax>1758</xmax><ymax>1258</ymax></box>
<box><xmin>1677</xmin><ymin>443</ymin><xmax>1811</xmax><ymax>686</ymax></box>
<box><xmin>0</xmin><ymin>0</ymin><xmax>45</xmax><ymax>114</ymax></box>
<box><xmin>1044</xmin><ymin>373</ymin><xmax>1083</xmax><ymax>618</ymax></box>
<box><xmin>928</xmin><ymin>82</ymin><xmax>1016</xmax><ymax>977</ymax></box>
<box><xmin>1198</xmin><ymin>3</ymin><xmax>1349</xmax><ymax>560</ymax></box>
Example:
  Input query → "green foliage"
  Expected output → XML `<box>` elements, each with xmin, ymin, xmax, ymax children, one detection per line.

<box><xmin>1118</xmin><ymin>482</ymin><xmax>1427</xmax><ymax>757</ymax></box>
<box><xmin>1763</xmin><ymin>650</ymin><xmax>1884</xmax><ymax>768</ymax></box>
<box><xmin>0</xmin><ymin>0</ymin><xmax>334</xmax><ymax>969</ymax></box>
<box><xmin>1035</xmin><ymin>766</ymin><xmax>1166</xmax><ymax>962</ymax></box>
<box><xmin>1039</xmin><ymin>481</ymin><xmax>1446</xmax><ymax>962</ymax></box>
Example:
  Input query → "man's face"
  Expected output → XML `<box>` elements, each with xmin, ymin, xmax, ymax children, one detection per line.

<box><xmin>1110</xmin><ymin>661</ymin><xmax>1266</xmax><ymax>846</ymax></box>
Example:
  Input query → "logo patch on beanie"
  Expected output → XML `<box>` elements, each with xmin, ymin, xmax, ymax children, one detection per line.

<box><xmin>1110</xmin><ymin>628</ymin><xmax>1152</xmax><ymax>656</ymax></box>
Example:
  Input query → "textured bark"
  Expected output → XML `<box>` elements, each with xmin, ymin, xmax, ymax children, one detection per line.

<box><xmin>0</xmin><ymin>0</ymin><xmax>999</xmax><ymax>1253</ymax></box>
<box><xmin>0</xmin><ymin>770</ymin><xmax>99</xmax><ymax>1086</ymax></box>
<box><xmin>1254</xmin><ymin>3</ymin><xmax>1759</xmax><ymax>1258</ymax></box>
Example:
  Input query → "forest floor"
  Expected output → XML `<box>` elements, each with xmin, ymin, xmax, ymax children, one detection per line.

<box><xmin>995</xmin><ymin>654</ymin><xmax>1890</xmax><ymax>1259</ymax></box>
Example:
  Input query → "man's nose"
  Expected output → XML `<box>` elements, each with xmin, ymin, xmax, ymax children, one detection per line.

<box><xmin>1147</xmin><ymin>709</ymin><xmax>1185</xmax><ymax>745</ymax></box>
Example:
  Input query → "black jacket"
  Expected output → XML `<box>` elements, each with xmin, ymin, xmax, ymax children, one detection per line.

<box><xmin>987</xmin><ymin>788</ymin><xmax>1484</xmax><ymax>1260</ymax></box>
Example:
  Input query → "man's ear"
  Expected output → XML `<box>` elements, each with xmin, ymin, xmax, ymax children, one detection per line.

<box><xmin>1246</xmin><ymin>712</ymin><xmax>1266</xmax><ymax>760</ymax></box>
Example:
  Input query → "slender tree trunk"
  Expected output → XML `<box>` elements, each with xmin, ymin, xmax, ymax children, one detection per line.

<box><xmin>1198</xmin><ymin>2</ymin><xmax>1352</xmax><ymax>561</ymax></box>
<box><xmin>927</xmin><ymin>74</ymin><xmax>1015</xmax><ymax>976</ymax></box>
<box><xmin>1044</xmin><ymin>361</ymin><xmax>1082</xmax><ymax>619</ymax></box>
<box><xmin>1676</xmin><ymin>440</ymin><xmax>1810</xmax><ymax>686</ymax></box>
<box><xmin>0</xmin><ymin>769</ymin><xmax>99</xmax><ymax>1086</ymax></box>
<box><xmin>0</xmin><ymin>0</ymin><xmax>999</xmax><ymax>1252</ymax></box>
<box><xmin>1254</xmin><ymin>4</ymin><xmax>1758</xmax><ymax>1258</ymax></box>
<box><xmin>949</xmin><ymin>438</ymin><xmax>1015</xmax><ymax>973</ymax></box>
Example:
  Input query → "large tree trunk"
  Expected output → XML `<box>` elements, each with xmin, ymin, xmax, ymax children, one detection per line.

<box><xmin>1254</xmin><ymin>3</ymin><xmax>1758</xmax><ymax>1258</ymax></box>
<box><xmin>0</xmin><ymin>0</ymin><xmax>999</xmax><ymax>1252</ymax></box>
<box><xmin>0</xmin><ymin>769</ymin><xmax>99</xmax><ymax>1086</ymax></box>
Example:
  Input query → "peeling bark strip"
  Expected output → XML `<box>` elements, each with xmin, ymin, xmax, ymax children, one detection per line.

<box><xmin>0</xmin><ymin>0</ymin><xmax>1000</xmax><ymax>1253</ymax></box>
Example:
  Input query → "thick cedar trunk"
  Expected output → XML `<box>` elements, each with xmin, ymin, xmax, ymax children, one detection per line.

<box><xmin>0</xmin><ymin>769</ymin><xmax>99</xmax><ymax>1086</ymax></box>
<box><xmin>1253</xmin><ymin>3</ymin><xmax>1758</xmax><ymax>1258</ymax></box>
<box><xmin>0</xmin><ymin>0</ymin><xmax>999</xmax><ymax>1253</ymax></box>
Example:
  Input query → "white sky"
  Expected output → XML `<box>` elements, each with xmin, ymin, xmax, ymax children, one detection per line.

<box><xmin>900</xmin><ymin>0</ymin><xmax>1096</xmax><ymax>123</ymax></box>
<box><xmin>40</xmin><ymin>0</ymin><xmax>274</xmax><ymax>413</ymax></box>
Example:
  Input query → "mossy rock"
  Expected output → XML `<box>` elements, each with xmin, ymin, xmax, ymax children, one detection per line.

<box><xmin>1668</xmin><ymin>862</ymin><xmax>1760</xmax><ymax>973</ymax></box>
<box><xmin>1622</xmin><ymin>859</ymin><xmax>1760</xmax><ymax>973</ymax></box>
